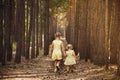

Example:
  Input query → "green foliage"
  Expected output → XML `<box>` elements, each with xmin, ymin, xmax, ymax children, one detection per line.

<box><xmin>50</xmin><ymin>0</ymin><xmax>70</xmax><ymax>13</ymax></box>
<box><xmin>12</xmin><ymin>42</ymin><xmax>17</xmax><ymax>51</ymax></box>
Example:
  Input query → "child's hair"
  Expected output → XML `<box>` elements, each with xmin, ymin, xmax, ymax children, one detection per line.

<box><xmin>55</xmin><ymin>32</ymin><xmax>61</xmax><ymax>37</ymax></box>
<box><xmin>66</xmin><ymin>44</ymin><xmax>73</xmax><ymax>50</ymax></box>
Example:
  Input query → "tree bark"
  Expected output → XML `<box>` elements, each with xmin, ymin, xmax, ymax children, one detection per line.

<box><xmin>44</xmin><ymin>0</ymin><xmax>49</xmax><ymax>55</ymax></box>
<box><xmin>31</xmin><ymin>0</ymin><xmax>35</xmax><ymax>59</ymax></box>
<box><xmin>115</xmin><ymin>0</ymin><xmax>120</xmax><ymax>75</ymax></box>
<box><xmin>0</xmin><ymin>0</ymin><xmax>4</xmax><ymax>64</ymax></box>
<box><xmin>36</xmin><ymin>0</ymin><xmax>39</xmax><ymax>57</ymax></box>
<box><xmin>74</xmin><ymin>0</ymin><xmax>79</xmax><ymax>54</ymax></box>
<box><xmin>4</xmin><ymin>0</ymin><xmax>14</xmax><ymax>62</ymax></box>
<box><xmin>109</xmin><ymin>0</ymin><xmax>119</xmax><ymax>64</ymax></box>
<box><xmin>39</xmin><ymin>0</ymin><xmax>42</xmax><ymax>49</ymax></box>
<box><xmin>25</xmin><ymin>0</ymin><xmax>31</xmax><ymax>60</ymax></box>
<box><xmin>105</xmin><ymin>0</ymin><xmax>109</xmax><ymax>70</ymax></box>
<box><xmin>15</xmin><ymin>0</ymin><xmax>25</xmax><ymax>63</ymax></box>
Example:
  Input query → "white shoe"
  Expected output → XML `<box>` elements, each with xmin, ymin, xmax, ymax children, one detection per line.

<box><xmin>57</xmin><ymin>63</ymin><xmax>59</xmax><ymax>67</ymax></box>
<box><xmin>54</xmin><ymin>68</ymin><xmax>57</xmax><ymax>72</ymax></box>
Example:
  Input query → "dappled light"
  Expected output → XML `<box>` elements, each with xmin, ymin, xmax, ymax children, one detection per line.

<box><xmin>0</xmin><ymin>57</ymin><xmax>118</xmax><ymax>80</ymax></box>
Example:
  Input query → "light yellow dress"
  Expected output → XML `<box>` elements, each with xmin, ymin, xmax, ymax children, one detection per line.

<box><xmin>52</xmin><ymin>39</ymin><xmax>62</xmax><ymax>60</ymax></box>
<box><xmin>64</xmin><ymin>50</ymin><xmax>76</xmax><ymax>65</ymax></box>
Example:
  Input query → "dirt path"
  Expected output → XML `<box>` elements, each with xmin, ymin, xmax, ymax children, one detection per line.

<box><xmin>0</xmin><ymin>56</ymin><xmax>119</xmax><ymax>80</ymax></box>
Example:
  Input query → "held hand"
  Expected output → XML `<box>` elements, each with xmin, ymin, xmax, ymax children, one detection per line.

<box><xmin>48</xmin><ymin>52</ymin><xmax>52</xmax><ymax>57</ymax></box>
<box><xmin>63</xmin><ymin>53</ymin><xmax>67</xmax><ymax>57</ymax></box>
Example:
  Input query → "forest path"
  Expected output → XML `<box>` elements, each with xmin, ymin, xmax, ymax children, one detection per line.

<box><xmin>0</xmin><ymin>56</ymin><xmax>119</xmax><ymax>80</ymax></box>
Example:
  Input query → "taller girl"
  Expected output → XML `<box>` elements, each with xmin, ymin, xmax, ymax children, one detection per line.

<box><xmin>49</xmin><ymin>32</ymin><xmax>65</xmax><ymax>72</ymax></box>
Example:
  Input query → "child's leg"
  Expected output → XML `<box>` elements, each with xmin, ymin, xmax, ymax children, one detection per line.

<box><xmin>54</xmin><ymin>60</ymin><xmax>57</xmax><ymax>72</ymax></box>
<box><xmin>54</xmin><ymin>60</ymin><xmax>62</xmax><ymax>72</ymax></box>
<box><xmin>66</xmin><ymin>65</ymin><xmax>70</xmax><ymax>72</ymax></box>
<box><xmin>56</xmin><ymin>60</ymin><xmax>60</xmax><ymax>66</ymax></box>
<box><xmin>56</xmin><ymin>60</ymin><xmax>61</xmax><ymax>71</ymax></box>
<box><xmin>70</xmin><ymin>65</ymin><xmax>74</xmax><ymax>72</ymax></box>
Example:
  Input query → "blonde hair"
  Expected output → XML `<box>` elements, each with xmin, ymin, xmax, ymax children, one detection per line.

<box><xmin>55</xmin><ymin>32</ymin><xmax>61</xmax><ymax>37</ymax></box>
<box><xmin>66</xmin><ymin>44</ymin><xmax>73</xmax><ymax>50</ymax></box>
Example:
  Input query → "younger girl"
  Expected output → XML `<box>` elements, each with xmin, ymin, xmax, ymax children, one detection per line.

<box><xmin>64</xmin><ymin>44</ymin><xmax>76</xmax><ymax>72</ymax></box>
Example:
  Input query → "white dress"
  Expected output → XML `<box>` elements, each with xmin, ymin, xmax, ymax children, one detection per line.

<box><xmin>64</xmin><ymin>50</ymin><xmax>76</xmax><ymax>65</ymax></box>
<box><xmin>52</xmin><ymin>39</ymin><xmax>62</xmax><ymax>60</ymax></box>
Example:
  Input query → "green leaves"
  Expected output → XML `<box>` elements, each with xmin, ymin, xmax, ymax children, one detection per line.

<box><xmin>49</xmin><ymin>0</ymin><xmax>70</xmax><ymax>13</ymax></box>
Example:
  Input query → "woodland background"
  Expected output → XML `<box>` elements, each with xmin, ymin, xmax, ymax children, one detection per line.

<box><xmin>0</xmin><ymin>0</ymin><xmax>120</xmax><ymax>78</ymax></box>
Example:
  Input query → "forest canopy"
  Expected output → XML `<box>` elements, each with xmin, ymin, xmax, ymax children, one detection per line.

<box><xmin>49</xmin><ymin>0</ymin><xmax>70</xmax><ymax>12</ymax></box>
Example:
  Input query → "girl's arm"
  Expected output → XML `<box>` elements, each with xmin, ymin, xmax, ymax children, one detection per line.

<box><xmin>61</xmin><ymin>43</ymin><xmax>66</xmax><ymax>57</ymax></box>
<box><xmin>72</xmin><ymin>50</ymin><xmax>76</xmax><ymax>59</ymax></box>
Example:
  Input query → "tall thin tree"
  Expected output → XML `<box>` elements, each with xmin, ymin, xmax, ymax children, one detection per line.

<box><xmin>0</xmin><ymin>0</ymin><xmax>4</xmax><ymax>64</ymax></box>
<box><xmin>44</xmin><ymin>0</ymin><xmax>49</xmax><ymax>55</ymax></box>
<box><xmin>15</xmin><ymin>0</ymin><xmax>25</xmax><ymax>63</ymax></box>
<box><xmin>31</xmin><ymin>0</ymin><xmax>35</xmax><ymax>59</ymax></box>
<box><xmin>25</xmin><ymin>0</ymin><xmax>31</xmax><ymax>60</ymax></box>
<box><xmin>36</xmin><ymin>0</ymin><xmax>39</xmax><ymax>57</ymax></box>
<box><xmin>4</xmin><ymin>0</ymin><xmax>14</xmax><ymax>62</ymax></box>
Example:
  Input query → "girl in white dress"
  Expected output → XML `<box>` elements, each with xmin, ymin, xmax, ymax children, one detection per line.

<box><xmin>49</xmin><ymin>32</ymin><xmax>65</xmax><ymax>72</ymax></box>
<box><xmin>64</xmin><ymin>44</ymin><xmax>76</xmax><ymax>72</ymax></box>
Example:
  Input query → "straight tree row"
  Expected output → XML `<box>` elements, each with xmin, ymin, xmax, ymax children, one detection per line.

<box><xmin>0</xmin><ymin>0</ymin><xmax>44</xmax><ymax>65</ymax></box>
<box><xmin>66</xmin><ymin>0</ymin><xmax>120</xmax><ymax>75</ymax></box>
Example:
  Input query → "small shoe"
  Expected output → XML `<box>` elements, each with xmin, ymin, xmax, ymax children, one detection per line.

<box><xmin>54</xmin><ymin>68</ymin><xmax>57</xmax><ymax>72</ymax></box>
<box><xmin>56</xmin><ymin>63</ymin><xmax>59</xmax><ymax>67</ymax></box>
<box><xmin>64</xmin><ymin>70</ymin><xmax>68</xmax><ymax>73</ymax></box>
<box><xmin>57</xmin><ymin>66</ymin><xmax>60</xmax><ymax>71</ymax></box>
<box><xmin>70</xmin><ymin>69</ymin><xmax>74</xmax><ymax>73</ymax></box>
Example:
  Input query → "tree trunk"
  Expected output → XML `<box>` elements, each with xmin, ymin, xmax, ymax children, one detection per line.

<box><xmin>66</xmin><ymin>7</ymin><xmax>71</xmax><ymax>44</ymax></box>
<box><xmin>4</xmin><ymin>0</ymin><xmax>13</xmax><ymax>62</ymax></box>
<box><xmin>115</xmin><ymin>0</ymin><xmax>120</xmax><ymax>75</ymax></box>
<box><xmin>76</xmin><ymin>0</ymin><xmax>87</xmax><ymax>60</ymax></box>
<box><xmin>86</xmin><ymin>0</ymin><xmax>106</xmax><ymax>65</ymax></box>
<box><xmin>117</xmin><ymin>30</ymin><xmax>120</xmax><ymax>75</ymax></box>
<box><xmin>38</xmin><ymin>0</ymin><xmax>42</xmax><ymax>49</ymax></box>
<box><xmin>74</xmin><ymin>0</ymin><xmax>79</xmax><ymax>54</ymax></box>
<box><xmin>15</xmin><ymin>0</ymin><xmax>25</xmax><ymax>63</ymax></box>
<box><xmin>31</xmin><ymin>0</ymin><xmax>35</xmax><ymax>59</ymax></box>
<box><xmin>104</xmin><ymin>0</ymin><xmax>109</xmax><ymax>70</ymax></box>
<box><xmin>25</xmin><ymin>0</ymin><xmax>31</xmax><ymax>60</ymax></box>
<box><xmin>0</xmin><ymin>0</ymin><xmax>4</xmax><ymax>64</ymax></box>
<box><xmin>109</xmin><ymin>0</ymin><xmax>119</xmax><ymax>64</ymax></box>
<box><xmin>117</xmin><ymin>26</ymin><xmax>120</xmax><ymax>75</ymax></box>
<box><xmin>36</xmin><ymin>0</ymin><xmax>39</xmax><ymax>57</ymax></box>
<box><xmin>49</xmin><ymin>10</ymin><xmax>56</xmax><ymax>48</ymax></box>
<box><xmin>69</xmin><ymin>0</ymin><xmax>74</xmax><ymax>45</ymax></box>
<box><xmin>44</xmin><ymin>0</ymin><xmax>49</xmax><ymax>55</ymax></box>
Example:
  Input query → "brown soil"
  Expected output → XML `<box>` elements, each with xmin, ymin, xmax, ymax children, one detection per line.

<box><xmin>0</xmin><ymin>56</ymin><xmax>119</xmax><ymax>80</ymax></box>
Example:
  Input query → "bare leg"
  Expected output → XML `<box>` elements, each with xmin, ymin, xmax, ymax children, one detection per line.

<box><xmin>56</xmin><ymin>60</ymin><xmax>61</xmax><ymax>71</ymax></box>
<box><xmin>67</xmin><ymin>66</ymin><xmax>70</xmax><ymax>72</ymax></box>
<box><xmin>56</xmin><ymin>60</ymin><xmax>60</xmax><ymax>67</ymax></box>
<box><xmin>54</xmin><ymin>60</ymin><xmax>61</xmax><ymax>72</ymax></box>
<box><xmin>54</xmin><ymin>60</ymin><xmax>57</xmax><ymax>72</ymax></box>
<box><xmin>70</xmin><ymin>65</ymin><xmax>73</xmax><ymax>72</ymax></box>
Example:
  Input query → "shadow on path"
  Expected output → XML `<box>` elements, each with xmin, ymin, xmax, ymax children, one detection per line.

<box><xmin>0</xmin><ymin>56</ymin><xmax>119</xmax><ymax>80</ymax></box>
